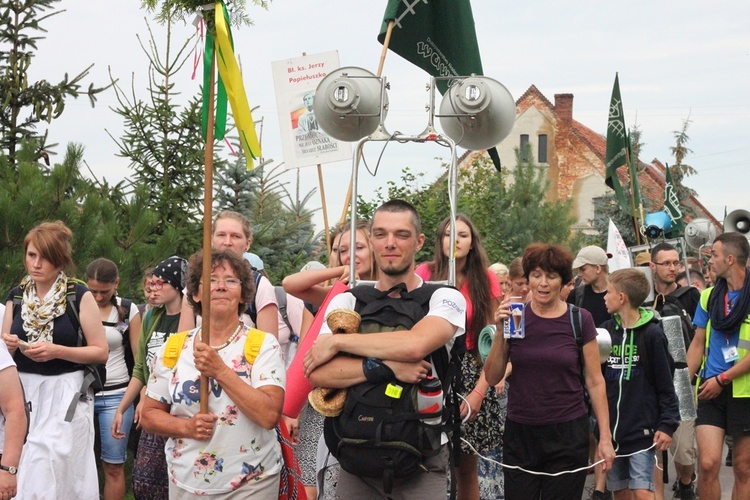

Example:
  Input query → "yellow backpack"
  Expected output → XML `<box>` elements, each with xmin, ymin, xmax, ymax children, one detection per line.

<box><xmin>163</xmin><ymin>328</ymin><xmax>266</xmax><ymax>369</ymax></box>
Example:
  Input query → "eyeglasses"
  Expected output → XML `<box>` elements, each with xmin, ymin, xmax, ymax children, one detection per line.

<box><xmin>148</xmin><ymin>279</ymin><xmax>165</xmax><ymax>291</ymax></box>
<box><xmin>653</xmin><ymin>261</ymin><xmax>680</xmax><ymax>268</ymax></box>
<box><xmin>207</xmin><ymin>277</ymin><xmax>242</xmax><ymax>289</ymax></box>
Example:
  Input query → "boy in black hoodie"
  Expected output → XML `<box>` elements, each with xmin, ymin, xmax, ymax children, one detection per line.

<box><xmin>601</xmin><ymin>269</ymin><xmax>680</xmax><ymax>498</ymax></box>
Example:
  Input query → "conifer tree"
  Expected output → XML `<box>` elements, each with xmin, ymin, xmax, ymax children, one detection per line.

<box><xmin>668</xmin><ymin>117</ymin><xmax>698</xmax><ymax>218</ymax></box>
<box><xmin>0</xmin><ymin>0</ymin><xmax>109</xmax><ymax>168</ymax></box>
<box><xmin>108</xmin><ymin>17</ymin><xmax>213</xmax><ymax>258</ymax></box>
<box><xmin>214</xmin><ymin>153</ymin><xmax>320</xmax><ymax>283</ymax></box>
<box><xmin>0</xmin><ymin>142</ymin><xmax>105</xmax><ymax>291</ymax></box>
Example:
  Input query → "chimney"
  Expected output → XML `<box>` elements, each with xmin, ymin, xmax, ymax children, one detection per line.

<box><xmin>554</xmin><ymin>93</ymin><xmax>574</xmax><ymax>123</ymax></box>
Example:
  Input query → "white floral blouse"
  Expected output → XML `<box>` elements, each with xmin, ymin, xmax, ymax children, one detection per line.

<box><xmin>146</xmin><ymin>328</ymin><xmax>285</xmax><ymax>495</ymax></box>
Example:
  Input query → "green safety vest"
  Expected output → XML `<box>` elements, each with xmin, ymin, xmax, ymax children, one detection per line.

<box><xmin>699</xmin><ymin>286</ymin><xmax>750</xmax><ymax>398</ymax></box>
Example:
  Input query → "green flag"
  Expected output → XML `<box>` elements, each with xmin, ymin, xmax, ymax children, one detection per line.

<box><xmin>605</xmin><ymin>73</ymin><xmax>630</xmax><ymax>212</ymax></box>
<box><xmin>377</xmin><ymin>0</ymin><xmax>503</xmax><ymax>171</ymax></box>
<box><xmin>664</xmin><ymin>163</ymin><xmax>685</xmax><ymax>235</ymax></box>
<box><xmin>378</xmin><ymin>0</ymin><xmax>483</xmax><ymax>95</ymax></box>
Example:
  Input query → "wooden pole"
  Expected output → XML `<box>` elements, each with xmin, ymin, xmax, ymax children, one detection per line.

<box><xmin>199</xmin><ymin>51</ymin><xmax>217</xmax><ymax>414</ymax></box>
<box><xmin>317</xmin><ymin>165</ymin><xmax>332</xmax><ymax>260</ymax></box>
<box><xmin>337</xmin><ymin>20</ymin><xmax>395</xmax><ymax>227</ymax></box>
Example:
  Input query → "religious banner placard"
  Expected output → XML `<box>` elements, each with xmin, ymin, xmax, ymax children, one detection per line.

<box><xmin>272</xmin><ymin>51</ymin><xmax>351</xmax><ymax>169</ymax></box>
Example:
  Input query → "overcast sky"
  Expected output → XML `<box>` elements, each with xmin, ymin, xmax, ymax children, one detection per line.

<box><xmin>30</xmin><ymin>0</ymin><xmax>750</xmax><ymax>233</ymax></box>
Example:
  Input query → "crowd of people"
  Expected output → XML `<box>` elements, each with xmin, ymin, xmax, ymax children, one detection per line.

<box><xmin>0</xmin><ymin>203</ymin><xmax>748</xmax><ymax>500</ymax></box>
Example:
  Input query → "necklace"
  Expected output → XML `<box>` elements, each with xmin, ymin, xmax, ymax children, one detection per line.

<box><xmin>211</xmin><ymin>323</ymin><xmax>244</xmax><ymax>350</ymax></box>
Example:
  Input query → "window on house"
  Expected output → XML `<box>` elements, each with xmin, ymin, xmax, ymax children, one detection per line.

<box><xmin>538</xmin><ymin>134</ymin><xmax>548</xmax><ymax>163</ymax></box>
<box><xmin>520</xmin><ymin>134</ymin><xmax>529</xmax><ymax>161</ymax></box>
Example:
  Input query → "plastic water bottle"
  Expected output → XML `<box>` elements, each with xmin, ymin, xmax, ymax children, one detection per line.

<box><xmin>417</xmin><ymin>376</ymin><xmax>443</xmax><ymax>425</ymax></box>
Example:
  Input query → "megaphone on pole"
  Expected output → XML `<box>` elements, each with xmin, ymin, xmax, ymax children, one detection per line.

<box><xmin>724</xmin><ymin>209</ymin><xmax>750</xmax><ymax>240</ymax></box>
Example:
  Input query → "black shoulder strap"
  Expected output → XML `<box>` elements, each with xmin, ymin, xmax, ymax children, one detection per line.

<box><xmin>246</xmin><ymin>268</ymin><xmax>264</xmax><ymax>323</ymax></box>
<box><xmin>570</xmin><ymin>304</ymin><xmax>583</xmax><ymax>347</ymax></box>
<box><xmin>575</xmin><ymin>285</ymin><xmax>585</xmax><ymax>308</ymax></box>
<box><xmin>66</xmin><ymin>282</ymin><xmax>85</xmax><ymax>347</ymax></box>
<box><xmin>116</xmin><ymin>297</ymin><xmax>133</xmax><ymax>325</ymax></box>
<box><xmin>569</xmin><ymin>304</ymin><xmax>586</xmax><ymax>386</ymax></box>
<box><xmin>670</xmin><ymin>286</ymin><xmax>693</xmax><ymax>300</ymax></box>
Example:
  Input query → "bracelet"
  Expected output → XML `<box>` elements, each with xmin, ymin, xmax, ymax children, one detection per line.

<box><xmin>362</xmin><ymin>358</ymin><xmax>395</xmax><ymax>383</ymax></box>
<box><xmin>471</xmin><ymin>388</ymin><xmax>485</xmax><ymax>399</ymax></box>
<box><xmin>719</xmin><ymin>372</ymin><xmax>731</xmax><ymax>386</ymax></box>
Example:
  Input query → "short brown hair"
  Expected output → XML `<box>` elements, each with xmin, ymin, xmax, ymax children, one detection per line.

<box><xmin>186</xmin><ymin>250</ymin><xmax>255</xmax><ymax>316</ymax></box>
<box><xmin>23</xmin><ymin>221</ymin><xmax>73</xmax><ymax>270</ymax></box>
<box><xmin>522</xmin><ymin>243</ymin><xmax>574</xmax><ymax>285</ymax></box>
<box><xmin>715</xmin><ymin>232</ymin><xmax>750</xmax><ymax>267</ymax></box>
<box><xmin>508</xmin><ymin>257</ymin><xmax>524</xmax><ymax>280</ymax></box>
<box><xmin>609</xmin><ymin>268</ymin><xmax>650</xmax><ymax>307</ymax></box>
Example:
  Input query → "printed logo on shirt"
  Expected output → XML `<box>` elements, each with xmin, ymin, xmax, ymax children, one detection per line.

<box><xmin>442</xmin><ymin>299</ymin><xmax>465</xmax><ymax>315</ymax></box>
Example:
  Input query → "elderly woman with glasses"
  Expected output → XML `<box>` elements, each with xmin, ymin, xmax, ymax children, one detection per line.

<box><xmin>111</xmin><ymin>255</ymin><xmax>187</xmax><ymax>499</ymax></box>
<box><xmin>141</xmin><ymin>249</ymin><xmax>285</xmax><ymax>499</ymax></box>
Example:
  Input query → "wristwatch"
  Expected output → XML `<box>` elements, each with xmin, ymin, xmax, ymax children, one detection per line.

<box><xmin>0</xmin><ymin>464</ymin><xmax>17</xmax><ymax>475</ymax></box>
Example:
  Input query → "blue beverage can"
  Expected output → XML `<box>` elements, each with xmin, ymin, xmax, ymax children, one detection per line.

<box><xmin>504</xmin><ymin>302</ymin><xmax>525</xmax><ymax>339</ymax></box>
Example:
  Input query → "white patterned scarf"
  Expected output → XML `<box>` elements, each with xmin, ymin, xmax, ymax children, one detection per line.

<box><xmin>20</xmin><ymin>272</ymin><xmax>68</xmax><ymax>344</ymax></box>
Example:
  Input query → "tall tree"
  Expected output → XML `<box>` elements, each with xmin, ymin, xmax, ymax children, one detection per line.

<box><xmin>108</xmin><ymin>17</ymin><xmax>212</xmax><ymax>258</ymax></box>
<box><xmin>668</xmin><ymin>117</ymin><xmax>698</xmax><ymax>217</ymax></box>
<box><xmin>0</xmin><ymin>0</ymin><xmax>108</xmax><ymax>168</ymax></box>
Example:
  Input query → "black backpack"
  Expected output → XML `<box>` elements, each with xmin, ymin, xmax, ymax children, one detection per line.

<box><xmin>12</xmin><ymin>280</ymin><xmax>106</xmax><ymax>421</ymax></box>
<box><xmin>323</xmin><ymin>283</ymin><xmax>465</xmax><ymax>494</ymax></box>
<box><xmin>652</xmin><ymin>287</ymin><xmax>696</xmax><ymax>366</ymax></box>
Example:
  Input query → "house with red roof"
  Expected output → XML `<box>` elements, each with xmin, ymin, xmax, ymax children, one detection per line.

<box><xmin>461</xmin><ymin>85</ymin><xmax>720</xmax><ymax>234</ymax></box>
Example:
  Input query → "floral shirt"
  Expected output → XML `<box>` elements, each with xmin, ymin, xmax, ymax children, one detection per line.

<box><xmin>146</xmin><ymin>328</ymin><xmax>285</xmax><ymax>495</ymax></box>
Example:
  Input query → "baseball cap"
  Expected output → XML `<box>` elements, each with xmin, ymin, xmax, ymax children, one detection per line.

<box><xmin>572</xmin><ymin>246</ymin><xmax>612</xmax><ymax>269</ymax></box>
<box><xmin>634</xmin><ymin>251</ymin><xmax>652</xmax><ymax>267</ymax></box>
<box><xmin>300</xmin><ymin>261</ymin><xmax>326</xmax><ymax>272</ymax></box>
<box><xmin>243</xmin><ymin>252</ymin><xmax>264</xmax><ymax>270</ymax></box>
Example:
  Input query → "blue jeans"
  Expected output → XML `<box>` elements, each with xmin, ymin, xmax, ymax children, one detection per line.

<box><xmin>607</xmin><ymin>448</ymin><xmax>655</xmax><ymax>492</ymax></box>
<box><xmin>95</xmin><ymin>392</ymin><xmax>134</xmax><ymax>464</ymax></box>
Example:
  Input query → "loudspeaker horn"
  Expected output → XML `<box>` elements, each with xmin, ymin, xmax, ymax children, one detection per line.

<box><xmin>685</xmin><ymin>218</ymin><xmax>717</xmax><ymax>249</ymax></box>
<box><xmin>313</xmin><ymin>66</ymin><xmax>388</xmax><ymax>142</ymax></box>
<box><xmin>724</xmin><ymin>209</ymin><xmax>750</xmax><ymax>239</ymax></box>
<box><xmin>438</xmin><ymin>76</ymin><xmax>516</xmax><ymax>151</ymax></box>
<box><xmin>642</xmin><ymin>211</ymin><xmax>672</xmax><ymax>239</ymax></box>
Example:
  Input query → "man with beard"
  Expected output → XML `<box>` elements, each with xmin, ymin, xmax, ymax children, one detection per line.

<box><xmin>688</xmin><ymin>233</ymin><xmax>750</xmax><ymax>500</ymax></box>
<box><xmin>304</xmin><ymin>200</ymin><xmax>466</xmax><ymax>498</ymax></box>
